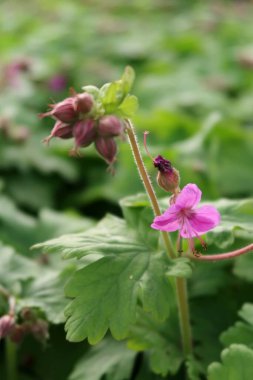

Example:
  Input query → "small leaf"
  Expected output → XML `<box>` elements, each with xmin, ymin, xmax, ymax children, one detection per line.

<box><xmin>208</xmin><ymin>344</ymin><xmax>253</xmax><ymax>379</ymax></box>
<box><xmin>120</xmin><ymin>66</ymin><xmax>135</xmax><ymax>94</ymax></box>
<box><xmin>68</xmin><ymin>337</ymin><xmax>136</xmax><ymax>380</ymax></box>
<box><xmin>100</xmin><ymin>82</ymin><xmax>125</xmax><ymax>112</ymax></box>
<box><xmin>220</xmin><ymin>303</ymin><xmax>253</xmax><ymax>348</ymax></box>
<box><xmin>166</xmin><ymin>257</ymin><xmax>193</xmax><ymax>278</ymax></box>
<box><xmin>117</xmin><ymin>95</ymin><xmax>139</xmax><ymax>117</ymax></box>
<box><xmin>81</xmin><ymin>85</ymin><xmax>100</xmax><ymax>98</ymax></box>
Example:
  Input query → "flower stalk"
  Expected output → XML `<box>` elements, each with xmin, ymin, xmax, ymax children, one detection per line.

<box><xmin>187</xmin><ymin>243</ymin><xmax>253</xmax><ymax>261</ymax></box>
<box><xmin>125</xmin><ymin>119</ymin><xmax>192</xmax><ymax>356</ymax></box>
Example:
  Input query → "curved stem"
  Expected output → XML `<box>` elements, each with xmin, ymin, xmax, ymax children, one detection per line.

<box><xmin>187</xmin><ymin>243</ymin><xmax>253</xmax><ymax>261</ymax></box>
<box><xmin>125</xmin><ymin>119</ymin><xmax>192</xmax><ymax>356</ymax></box>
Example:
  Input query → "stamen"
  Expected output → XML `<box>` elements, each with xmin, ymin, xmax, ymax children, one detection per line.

<box><xmin>182</xmin><ymin>217</ymin><xmax>203</xmax><ymax>257</ymax></box>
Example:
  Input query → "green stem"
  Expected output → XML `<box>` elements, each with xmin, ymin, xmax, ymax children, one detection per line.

<box><xmin>6</xmin><ymin>338</ymin><xmax>17</xmax><ymax>380</ymax></box>
<box><xmin>175</xmin><ymin>278</ymin><xmax>192</xmax><ymax>356</ymax></box>
<box><xmin>125</xmin><ymin>119</ymin><xmax>192</xmax><ymax>356</ymax></box>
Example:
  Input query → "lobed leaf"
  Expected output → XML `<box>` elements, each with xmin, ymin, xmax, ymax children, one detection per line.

<box><xmin>208</xmin><ymin>344</ymin><xmax>253</xmax><ymax>379</ymax></box>
<box><xmin>35</xmin><ymin>214</ymin><xmax>175</xmax><ymax>343</ymax></box>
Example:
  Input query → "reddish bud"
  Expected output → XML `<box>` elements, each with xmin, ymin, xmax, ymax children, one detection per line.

<box><xmin>40</xmin><ymin>97</ymin><xmax>78</xmax><ymax>123</ymax></box>
<box><xmin>0</xmin><ymin>315</ymin><xmax>15</xmax><ymax>339</ymax></box>
<box><xmin>44</xmin><ymin>120</ymin><xmax>73</xmax><ymax>144</ymax></box>
<box><xmin>95</xmin><ymin>137</ymin><xmax>117</xmax><ymax>164</ymax></box>
<box><xmin>154</xmin><ymin>155</ymin><xmax>180</xmax><ymax>193</ymax></box>
<box><xmin>75</xmin><ymin>93</ymin><xmax>93</xmax><ymax>114</ymax></box>
<box><xmin>97</xmin><ymin>116</ymin><xmax>123</xmax><ymax>137</ymax></box>
<box><xmin>73</xmin><ymin>119</ymin><xmax>96</xmax><ymax>148</ymax></box>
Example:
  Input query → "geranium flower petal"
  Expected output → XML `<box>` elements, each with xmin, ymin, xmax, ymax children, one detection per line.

<box><xmin>187</xmin><ymin>205</ymin><xmax>220</xmax><ymax>234</ymax></box>
<box><xmin>151</xmin><ymin>210</ymin><xmax>180</xmax><ymax>232</ymax></box>
<box><xmin>176</xmin><ymin>183</ymin><xmax>202</xmax><ymax>210</ymax></box>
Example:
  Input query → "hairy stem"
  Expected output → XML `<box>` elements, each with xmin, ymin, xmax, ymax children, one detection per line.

<box><xmin>187</xmin><ymin>243</ymin><xmax>253</xmax><ymax>261</ymax></box>
<box><xmin>125</xmin><ymin>119</ymin><xmax>192</xmax><ymax>356</ymax></box>
<box><xmin>125</xmin><ymin>120</ymin><xmax>175</xmax><ymax>259</ymax></box>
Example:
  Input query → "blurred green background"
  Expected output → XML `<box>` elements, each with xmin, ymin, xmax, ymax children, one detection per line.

<box><xmin>1</xmin><ymin>0</ymin><xmax>253</xmax><ymax>222</ymax></box>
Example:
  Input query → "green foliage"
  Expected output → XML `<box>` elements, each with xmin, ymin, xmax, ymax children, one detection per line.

<box><xmin>208</xmin><ymin>344</ymin><xmax>253</xmax><ymax>379</ymax></box>
<box><xmin>128</xmin><ymin>308</ymin><xmax>183</xmax><ymax>376</ymax></box>
<box><xmin>97</xmin><ymin>66</ymin><xmax>138</xmax><ymax>117</ymax></box>
<box><xmin>68</xmin><ymin>337</ymin><xmax>136</xmax><ymax>380</ymax></box>
<box><xmin>233</xmin><ymin>251</ymin><xmax>253</xmax><ymax>283</ymax></box>
<box><xmin>220</xmin><ymin>303</ymin><xmax>253</xmax><ymax>348</ymax></box>
<box><xmin>206</xmin><ymin>198</ymin><xmax>253</xmax><ymax>248</ymax></box>
<box><xmin>35</xmin><ymin>214</ymin><xmax>176</xmax><ymax>343</ymax></box>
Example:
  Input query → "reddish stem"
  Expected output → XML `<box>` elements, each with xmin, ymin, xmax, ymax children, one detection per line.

<box><xmin>188</xmin><ymin>243</ymin><xmax>253</xmax><ymax>261</ymax></box>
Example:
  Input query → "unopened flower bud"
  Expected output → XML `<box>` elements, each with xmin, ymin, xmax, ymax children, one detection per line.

<box><xmin>95</xmin><ymin>137</ymin><xmax>117</xmax><ymax>164</ymax></box>
<box><xmin>97</xmin><ymin>116</ymin><xmax>122</xmax><ymax>137</ymax></box>
<box><xmin>0</xmin><ymin>315</ymin><xmax>15</xmax><ymax>339</ymax></box>
<box><xmin>154</xmin><ymin>155</ymin><xmax>180</xmax><ymax>193</ymax></box>
<box><xmin>39</xmin><ymin>97</ymin><xmax>78</xmax><ymax>123</ymax></box>
<box><xmin>43</xmin><ymin>121</ymin><xmax>73</xmax><ymax>144</ymax></box>
<box><xmin>75</xmin><ymin>93</ymin><xmax>93</xmax><ymax>114</ymax></box>
<box><xmin>73</xmin><ymin>119</ymin><xmax>96</xmax><ymax>148</ymax></box>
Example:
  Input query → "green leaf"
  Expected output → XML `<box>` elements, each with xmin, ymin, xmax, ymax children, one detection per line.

<box><xmin>221</xmin><ymin>303</ymin><xmax>253</xmax><ymax>348</ymax></box>
<box><xmin>233</xmin><ymin>252</ymin><xmax>253</xmax><ymax>283</ymax></box>
<box><xmin>239</xmin><ymin>303</ymin><xmax>253</xmax><ymax>326</ymax></box>
<box><xmin>0</xmin><ymin>244</ymin><xmax>39</xmax><ymax>290</ymax></box>
<box><xmin>207</xmin><ymin>198</ymin><xmax>253</xmax><ymax>249</ymax></box>
<box><xmin>128</xmin><ymin>308</ymin><xmax>183</xmax><ymax>377</ymax></box>
<box><xmin>117</xmin><ymin>95</ymin><xmax>139</xmax><ymax>117</ymax></box>
<box><xmin>120</xmin><ymin>194</ymin><xmax>158</xmax><ymax>250</ymax></box>
<box><xmin>207</xmin><ymin>344</ymin><xmax>253</xmax><ymax>379</ymax></box>
<box><xmin>100</xmin><ymin>82</ymin><xmax>125</xmax><ymax>112</ymax></box>
<box><xmin>68</xmin><ymin>337</ymin><xmax>136</xmax><ymax>380</ymax></box>
<box><xmin>189</xmin><ymin>261</ymin><xmax>230</xmax><ymax>297</ymax></box>
<box><xmin>166</xmin><ymin>257</ymin><xmax>193</xmax><ymax>278</ymax></box>
<box><xmin>120</xmin><ymin>66</ymin><xmax>135</xmax><ymax>94</ymax></box>
<box><xmin>81</xmin><ymin>85</ymin><xmax>100</xmax><ymax>98</ymax></box>
<box><xmin>19</xmin><ymin>265</ymin><xmax>75</xmax><ymax>324</ymax></box>
<box><xmin>186</xmin><ymin>355</ymin><xmax>204</xmax><ymax>380</ymax></box>
<box><xmin>99</xmin><ymin>67</ymin><xmax>136</xmax><ymax>114</ymax></box>
<box><xmin>36</xmin><ymin>215</ymin><xmax>174</xmax><ymax>343</ymax></box>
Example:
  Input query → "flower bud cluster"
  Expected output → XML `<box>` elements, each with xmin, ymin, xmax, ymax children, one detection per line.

<box><xmin>40</xmin><ymin>92</ymin><xmax>124</xmax><ymax>165</ymax></box>
<box><xmin>0</xmin><ymin>307</ymin><xmax>49</xmax><ymax>344</ymax></box>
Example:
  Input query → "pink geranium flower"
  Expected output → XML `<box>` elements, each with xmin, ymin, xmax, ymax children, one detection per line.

<box><xmin>151</xmin><ymin>183</ymin><xmax>220</xmax><ymax>254</ymax></box>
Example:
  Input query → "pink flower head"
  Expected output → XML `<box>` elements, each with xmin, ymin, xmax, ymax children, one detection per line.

<box><xmin>151</xmin><ymin>183</ymin><xmax>220</xmax><ymax>254</ymax></box>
